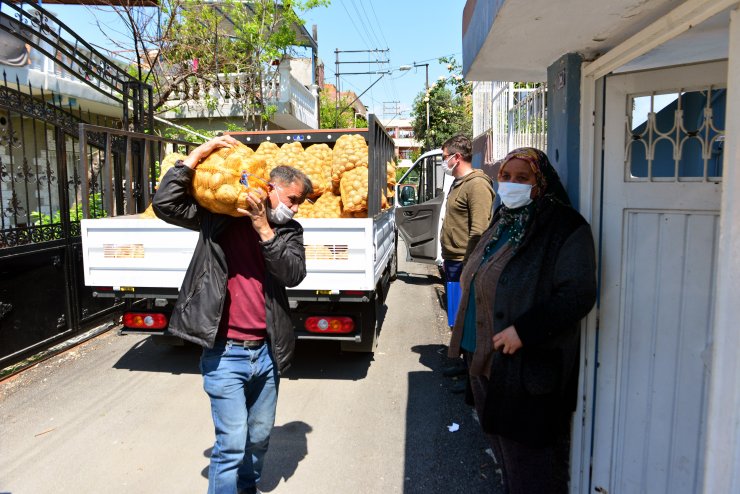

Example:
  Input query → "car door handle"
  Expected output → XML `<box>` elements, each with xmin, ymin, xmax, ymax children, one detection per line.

<box><xmin>403</xmin><ymin>211</ymin><xmax>414</xmax><ymax>217</ymax></box>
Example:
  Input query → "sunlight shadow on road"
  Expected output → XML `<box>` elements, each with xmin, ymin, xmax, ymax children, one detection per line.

<box><xmin>395</xmin><ymin>270</ymin><xmax>442</xmax><ymax>286</ymax></box>
<box><xmin>112</xmin><ymin>337</ymin><xmax>200</xmax><ymax>374</ymax></box>
<box><xmin>258</xmin><ymin>421</ymin><xmax>313</xmax><ymax>491</ymax></box>
<box><xmin>284</xmin><ymin>340</ymin><xmax>373</xmax><ymax>381</ymax></box>
<box><xmin>199</xmin><ymin>422</ymin><xmax>314</xmax><ymax>490</ymax></box>
<box><xmin>402</xmin><ymin>344</ymin><xmax>502</xmax><ymax>493</ymax></box>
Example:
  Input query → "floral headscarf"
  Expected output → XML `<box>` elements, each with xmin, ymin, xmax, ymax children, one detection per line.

<box><xmin>489</xmin><ymin>147</ymin><xmax>570</xmax><ymax>248</ymax></box>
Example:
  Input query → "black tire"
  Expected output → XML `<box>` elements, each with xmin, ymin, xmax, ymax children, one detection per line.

<box><xmin>389</xmin><ymin>238</ymin><xmax>398</xmax><ymax>282</ymax></box>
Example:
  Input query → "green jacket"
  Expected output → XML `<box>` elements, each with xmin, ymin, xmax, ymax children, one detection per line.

<box><xmin>440</xmin><ymin>169</ymin><xmax>495</xmax><ymax>262</ymax></box>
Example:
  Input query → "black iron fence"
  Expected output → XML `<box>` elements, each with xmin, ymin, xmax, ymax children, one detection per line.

<box><xmin>0</xmin><ymin>72</ymin><xmax>191</xmax><ymax>367</ymax></box>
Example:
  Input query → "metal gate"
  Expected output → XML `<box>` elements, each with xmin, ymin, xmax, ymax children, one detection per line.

<box><xmin>0</xmin><ymin>1</ymin><xmax>190</xmax><ymax>367</ymax></box>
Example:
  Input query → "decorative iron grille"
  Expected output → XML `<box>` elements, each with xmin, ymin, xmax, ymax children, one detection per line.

<box><xmin>625</xmin><ymin>87</ymin><xmax>726</xmax><ymax>182</ymax></box>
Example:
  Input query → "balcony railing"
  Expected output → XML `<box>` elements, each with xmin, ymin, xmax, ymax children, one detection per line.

<box><xmin>473</xmin><ymin>81</ymin><xmax>547</xmax><ymax>160</ymax></box>
<box><xmin>164</xmin><ymin>64</ymin><xmax>318</xmax><ymax>129</ymax></box>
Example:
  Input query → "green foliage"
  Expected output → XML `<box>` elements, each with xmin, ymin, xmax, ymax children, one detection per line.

<box><xmin>410</xmin><ymin>56</ymin><xmax>472</xmax><ymax>151</ymax></box>
<box><xmin>319</xmin><ymin>92</ymin><xmax>366</xmax><ymax>129</ymax></box>
<box><xmin>31</xmin><ymin>193</ymin><xmax>108</xmax><ymax>231</ymax></box>
<box><xmin>108</xmin><ymin>0</ymin><xmax>330</xmax><ymax>123</ymax></box>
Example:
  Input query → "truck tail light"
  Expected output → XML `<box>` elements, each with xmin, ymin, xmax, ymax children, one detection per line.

<box><xmin>123</xmin><ymin>312</ymin><xmax>168</xmax><ymax>330</ymax></box>
<box><xmin>304</xmin><ymin>316</ymin><xmax>354</xmax><ymax>334</ymax></box>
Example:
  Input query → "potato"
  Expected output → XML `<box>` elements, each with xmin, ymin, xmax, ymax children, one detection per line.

<box><xmin>190</xmin><ymin>142</ymin><xmax>270</xmax><ymax>216</ymax></box>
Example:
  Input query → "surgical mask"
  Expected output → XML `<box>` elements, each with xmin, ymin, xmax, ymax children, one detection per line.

<box><xmin>442</xmin><ymin>156</ymin><xmax>458</xmax><ymax>176</ymax></box>
<box><xmin>497</xmin><ymin>182</ymin><xmax>533</xmax><ymax>209</ymax></box>
<box><xmin>266</xmin><ymin>187</ymin><xmax>295</xmax><ymax>224</ymax></box>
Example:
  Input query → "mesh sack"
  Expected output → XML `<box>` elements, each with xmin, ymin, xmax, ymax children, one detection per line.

<box><xmin>386</xmin><ymin>160</ymin><xmax>397</xmax><ymax>186</ymax></box>
<box><xmin>310</xmin><ymin>191</ymin><xmax>342</xmax><ymax>218</ymax></box>
<box><xmin>331</xmin><ymin>134</ymin><xmax>368</xmax><ymax>190</ymax></box>
<box><xmin>255</xmin><ymin>141</ymin><xmax>280</xmax><ymax>175</ymax></box>
<box><xmin>294</xmin><ymin>200</ymin><xmax>315</xmax><ymax>219</ymax></box>
<box><xmin>339</xmin><ymin>165</ymin><xmax>369</xmax><ymax>213</ymax></box>
<box><xmin>303</xmin><ymin>143</ymin><xmax>333</xmax><ymax>197</ymax></box>
<box><xmin>139</xmin><ymin>152</ymin><xmax>187</xmax><ymax>218</ymax></box>
<box><xmin>275</xmin><ymin>142</ymin><xmax>304</xmax><ymax>168</ymax></box>
<box><xmin>191</xmin><ymin>142</ymin><xmax>269</xmax><ymax>217</ymax></box>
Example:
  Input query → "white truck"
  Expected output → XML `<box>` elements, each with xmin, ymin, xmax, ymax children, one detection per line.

<box><xmin>80</xmin><ymin>116</ymin><xmax>398</xmax><ymax>352</ymax></box>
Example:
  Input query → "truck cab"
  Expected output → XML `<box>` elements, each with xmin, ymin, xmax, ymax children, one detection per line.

<box><xmin>394</xmin><ymin>149</ymin><xmax>454</xmax><ymax>265</ymax></box>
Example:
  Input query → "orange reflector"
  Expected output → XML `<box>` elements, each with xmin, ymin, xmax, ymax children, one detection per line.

<box><xmin>122</xmin><ymin>312</ymin><xmax>168</xmax><ymax>330</ymax></box>
<box><xmin>304</xmin><ymin>316</ymin><xmax>354</xmax><ymax>334</ymax></box>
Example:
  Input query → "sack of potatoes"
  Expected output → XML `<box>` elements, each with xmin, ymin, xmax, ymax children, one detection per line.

<box><xmin>140</xmin><ymin>152</ymin><xmax>189</xmax><ymax>218</ymax></box>
<box><xmin>303</xmin><ymin>143</ymin><xmax>333</xmax><ymax>197</ymax></box>
<box><xmin>386</xmin><ymin>160</ymin><xmax>397</xmax><ymax>186</ymax></box>
<box><xmin>190</xmin><ymin>142</ymin><xmax>270</xmax><ymax>217</ymax></box>
<box><xmin>254</xmin><ymin>141</ymin><xmax>280</xmax><ymax>175</ymax></box>
<box><xmin>331</xmin><ymin>134</ymin><xmax>368</xmax><ymax>191</ymax></box>
<box><xmin>310</xmin><ymin>191</ymin><xmax>343</xmax><ymax>218</ymax></box>
<box><xmin>294</xmin><ymin>200</ymin><xmax>314</xmax><ymax>219</ymax></box>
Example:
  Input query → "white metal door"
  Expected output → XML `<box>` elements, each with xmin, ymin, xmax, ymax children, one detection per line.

<box><xmin>591</xmin><ymin>61</ymin><xmax>726</xmax><ymax>493</ymax></box>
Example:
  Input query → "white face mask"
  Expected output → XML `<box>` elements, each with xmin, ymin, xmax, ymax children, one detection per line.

<box><xmin>498</xmin><ymin>182</ymin><xmax>533</xmax><ymax>209</ymax></box>
<box><xmin>267</xmin><ymin>187</ymin><xmax>295</xmax><ymax>224</ymax></box>
<box><xmin>442</xmin><ymin>156</ymin><xmax>458</xmax><ymax>176</ymax></box>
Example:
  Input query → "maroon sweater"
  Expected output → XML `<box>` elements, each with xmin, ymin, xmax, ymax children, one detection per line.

<box><xmin>216</xmin><ymin>219</ymin><xmax>267</xmax><ymax>341</ymax></box>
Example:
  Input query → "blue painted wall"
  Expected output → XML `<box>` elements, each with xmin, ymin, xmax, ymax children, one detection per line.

<box><xmin>546</xmin><ymin>53</ymin><xmax>582</xmax><ymax>208</ymax></box>
<box><xmin>462</xmin><ymin>0</ymin><xmax>506</xmax><ymax>77</ymax></box>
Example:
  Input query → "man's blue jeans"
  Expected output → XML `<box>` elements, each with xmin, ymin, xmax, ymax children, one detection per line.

<box><xmin>200</xmin><ymin>340</ymin><xmax>279</xmax><ymax>494</ymax></box>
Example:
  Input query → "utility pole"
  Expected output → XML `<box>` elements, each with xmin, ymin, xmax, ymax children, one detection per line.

<box><xmin>413</xmin><ymin>62</ymin><xmax>430</xmax><ymax>130</ymax></box>
<box><xmin>333</xmin><ymin>49</ymin><xmax>390</xmax><ymax>127</ymax></box>
<box><xmin>382</xmin><ymin>101</ymin><xmax>401</xmax><ymax>118</ymax></box>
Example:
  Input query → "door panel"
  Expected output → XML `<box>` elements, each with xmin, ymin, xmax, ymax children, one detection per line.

<box><xmin>591</xmin><ymin>62</ymin><xmax>725</xmax><ymax>493</ymax></box>
<box><xmin>395</xmin><ymin>153</ymin><xmax>444</xmax><ymax>264</ymax></box>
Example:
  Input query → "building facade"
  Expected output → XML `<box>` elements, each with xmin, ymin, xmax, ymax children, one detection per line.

<box><xmin>462</xmin><ymin>0</ymin><xmax>740</xmax><ymax>492</ymax></box>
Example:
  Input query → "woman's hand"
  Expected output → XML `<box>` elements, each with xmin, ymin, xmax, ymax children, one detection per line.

<box><xmin>237</xmin><ymin>189</ymin><xmax>274</xmax><ymax>241</ymax></box>
<box><xmin>493</xmin><ymin>325</ymin><xmax>523</xmax><ymax>355</ymax></box>
<box><xmin>183</xmin><ymin>135</ymin><xmax>240</xmax><ymax>169</ymax></box>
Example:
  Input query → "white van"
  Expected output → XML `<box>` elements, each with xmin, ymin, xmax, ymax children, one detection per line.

<box><xmin>394</xmin><ymin>149</ymin><xmax>455</xmax><ymax>266</ymax></box>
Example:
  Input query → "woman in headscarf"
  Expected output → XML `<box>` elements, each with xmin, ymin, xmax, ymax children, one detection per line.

<box><xmin>448</xmin><ymin>147</ymin><xmax>597</xmax><ymax>493</ymax></box>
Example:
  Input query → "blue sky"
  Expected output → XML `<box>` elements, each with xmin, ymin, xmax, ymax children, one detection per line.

<box><xmin>43</xmin><ymin>0</ymin><xmax>467</xmax><ymax>119</ymax></box>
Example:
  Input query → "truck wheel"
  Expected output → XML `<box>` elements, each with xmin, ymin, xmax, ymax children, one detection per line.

<box><xmin>389</xmin><ymin>232</ymin><xmax>398</xmax><ymax>281</ymax></box>
<box><xmin>341</xmin><ymin>291</ymin><xmax>381</xmax><ymax>353</ymax></box>
<box><xmin>389</xmin><ymin>242</ymin><xmax>398</xmax><ymax>282</ymax></box>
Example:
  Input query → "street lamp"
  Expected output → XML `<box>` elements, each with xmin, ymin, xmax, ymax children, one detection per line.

<box><xmin>400</xmin><ymin>63</ymin><xmax>430</xmax><ymax>130</ymax></box>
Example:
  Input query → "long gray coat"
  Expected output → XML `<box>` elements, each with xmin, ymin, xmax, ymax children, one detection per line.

<box><xmin>152</xmin><ymin>163</ymin><xmax>306</xmax><ymax>373</ymax></box>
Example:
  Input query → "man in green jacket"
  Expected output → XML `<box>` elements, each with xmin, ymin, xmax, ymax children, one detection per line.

<box><xmin>439</xmin><ymin>135</ymin><xmax>495</xmax><ymax>390</ymax></box>
<box><xmin>440</xmin><ymin>134</ymin><xmax>495</xmax><ymax>282</ymax></box>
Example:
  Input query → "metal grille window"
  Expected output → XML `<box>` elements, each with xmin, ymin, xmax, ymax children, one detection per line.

<box><xmin>626</xmin><ymin>87</ymin><xmax>726</xmax><ymax>182</ymax></box>
<box><xmin>472</xmin><ymin>81</ymin><xmax>547</xmax><ymax>161</ymax></box>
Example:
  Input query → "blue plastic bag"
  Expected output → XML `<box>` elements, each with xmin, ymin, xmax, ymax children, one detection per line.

<box><xmin>446</xmin><ymin>281</ymin><xmax>462</xmax><ymax>327</ymax></box>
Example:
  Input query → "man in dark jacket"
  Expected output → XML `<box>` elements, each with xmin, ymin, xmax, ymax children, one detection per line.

<box><xmin>153</xmin><ymin>135</ymin><xmax>312</xmax><ymax>494</ymax></box>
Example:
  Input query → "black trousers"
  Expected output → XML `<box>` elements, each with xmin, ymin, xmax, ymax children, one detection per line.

<box><xmin>470</xmin><ymin>373</ymin><xmax>571</xmax><ymax>494</ymax></box>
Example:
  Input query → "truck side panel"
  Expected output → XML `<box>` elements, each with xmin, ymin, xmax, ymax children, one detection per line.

<box><xmin>81</xmin><ymin>217</ymin><xmax>198</xmax><ymax>289</ymax></box>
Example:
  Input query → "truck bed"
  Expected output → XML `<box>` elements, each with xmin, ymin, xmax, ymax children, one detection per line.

<box><xmin>81</xmin><ymin>210</ymin><xmax>395</xmax><ymax>295</ymax></box>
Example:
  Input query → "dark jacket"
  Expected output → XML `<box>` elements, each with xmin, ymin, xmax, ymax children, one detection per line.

<box><xmin>477</xmin><ymin>199</ymin><xmax>597</xmax><ymax>446</ymax></box>
<box><xmin>152</xmin><ymin>164</ymin><xmax>306</xmax><ymax>373</ymax></box>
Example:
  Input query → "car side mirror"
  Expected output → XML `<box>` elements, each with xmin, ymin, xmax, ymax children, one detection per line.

<box><xmin>399</xmin><ymin>185</ymin><xmax>417</xmax><ymax>206</ymax></box>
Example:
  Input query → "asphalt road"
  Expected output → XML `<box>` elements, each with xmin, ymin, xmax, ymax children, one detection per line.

<box><xmin>0</xmin><ymin>250</ymin><xmax>503</xmax><ymax>494</ymax></box>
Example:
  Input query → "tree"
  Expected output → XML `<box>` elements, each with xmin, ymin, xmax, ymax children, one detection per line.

<box><xmin>318</xmin><ymin>91</ymin><xmax>366</xmax><ymax>129</ymax></box>
<box><xmin>95</xmin><ymin>0</ymin><xmax>328</xmax><ymax>126</ymax></box>
<box><xmin>410</xmin><ymin>56</ymin><xmax>472</xmax><ymax>151</ymax></box>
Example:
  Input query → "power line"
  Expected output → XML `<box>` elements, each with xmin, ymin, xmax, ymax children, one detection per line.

<box><xmin>336</xmin><ymin>0</ymin><xmax>373</xmax><ymax>50</ymax></box>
